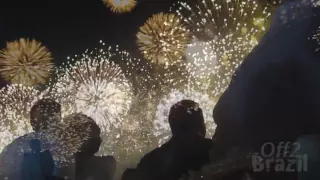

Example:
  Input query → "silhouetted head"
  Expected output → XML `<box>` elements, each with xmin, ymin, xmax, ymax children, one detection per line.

<box><xmin>169</xmin><ymin>100</ymin><xmax>206</xmax><ymax>138</ymax></box>
<box><xmin>30</xmin><ymin>98</ymin><xmax>61</xmax><ymax>132</ymax></box>
<box><xmin>67</xmin><ymin>113</ymin><xmax>101</xmax><ymax>156</ymax></box>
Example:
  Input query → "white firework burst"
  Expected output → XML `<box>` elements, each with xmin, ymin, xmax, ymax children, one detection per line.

<box><xmin>154</xmin><ymin>88</ymin><xmax>216</xmax><ymax>145</ymax></box>
<box><xmin>52</xmin><ymin>47</ymin><xmax>133</xmax><ymax>133</ymax></box>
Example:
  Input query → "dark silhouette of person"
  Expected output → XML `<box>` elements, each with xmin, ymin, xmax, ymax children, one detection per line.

<box><xmin>0</xmin><ymin>98</ymin><xmax>62</xmax><ymax>180</ymax></box>
<box><xmin>212</xmin><ymin>0</ymin><xmax>320</xmax><ymax>155</ymax></box>
<box><xmin>66</xmin><ymin>113</ymin><xmax>116</xmax><ymax>180</ymax></box>
<box><xmin>21</xmin><ymin>139</ymin><xmax>60</xmax><ymax>180</ymax></box>
<box><xmin>211</xmin><ymin>0</ymin><xmax>320</xmax><ymax>179</ymax></box>
<box><xmin>122</xmin><ymin>100</ymin><xmax>213</xmax><ymax>180</ymax></box>
<box><xmin>30</xmin><ymin>98</ymin><xmax>62</xmax><ymax>132</ymax></box>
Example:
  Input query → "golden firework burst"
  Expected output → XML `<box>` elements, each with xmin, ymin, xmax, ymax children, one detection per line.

<box><xmin>103</xmin><ymin>0</ymin><xmax>137</xmax><ymax>13</ymax></box>
<box><xmin>137</xmin><ymin>13</ymin><xmax>190</xmax><ymax>66</ymax></box>
<box><xmin>0</xmin><ymin>38</ymin><xmax>54</xmax><ymax>86</ymax></box>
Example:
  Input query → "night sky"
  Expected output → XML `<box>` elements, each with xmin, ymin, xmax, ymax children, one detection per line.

<box><xmin>0</xmin><ymin>0</ymin><xmax>177</xmax><ymax>66</ymax></box>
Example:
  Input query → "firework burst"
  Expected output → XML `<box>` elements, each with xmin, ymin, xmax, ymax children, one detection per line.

<box><xmin>137</xmin><ymin>13</ymin><xmax>190</xmax><ymax>66</ymax></box>
<box><xmin>52</xmin><ymin>47</ymin><xmax>133</xmax><ymax>133</ymax></box>
<box><xmin>0</xmin><ymin>84</ymin><xmax>44</xmax><ymax>152</ymax></box>
<box><xmin>0</xmin><ymin>38</ymin><xmax>54</xmax><ymax>86</ymax></box>
<box><xmin>154</xmin><ymin>87</ymin><xmax>216</xmax><ymax>146</ymax></box>
<box><xmin>103</xmin><ymin>0</ymin><xmax>137</xmax><ymax>13</ymax></box>
<box><xmin>173</xmin><ymin>0</ymin><xmax>271</xmax><ymax>97</ymax></box>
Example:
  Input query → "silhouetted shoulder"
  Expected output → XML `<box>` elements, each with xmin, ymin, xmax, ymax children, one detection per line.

<box><xmin>134</xmin><ymin>143</ymin><xmax>173</xmax><ymax>180</ymax></box>
<box><xmin>138</xmin><ymin>142</ymin><xmax>171</xmax><ymax>169</ymax></box>
<box><xmin>137</xmin><ymin>138</ymin><xmax>212</xmax><ymax>180</ymax></box>
<box><xmin>96</xmin><ymin>156</ymin><xmax>116</xmax><ymax>174</ymax></box>
<box><xmin>121</xmin><ymin>147</ymin><xmax>165</xmax><ymax>180</ymax></box>
<box><xmin>138</xmin><ymin>147</ymin><xmax>162</xmax><ymax>168</ymax></box>
<box><xmin>0</xmin><ymin>132</ymin><xmax>39</xmax><ymax>177</ymax></box>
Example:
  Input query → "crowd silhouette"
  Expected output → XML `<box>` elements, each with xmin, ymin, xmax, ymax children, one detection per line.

<box><xmin>0</xmin><ymin>0</ymin><xmax>320</xmax><ymax>179</ymax></box>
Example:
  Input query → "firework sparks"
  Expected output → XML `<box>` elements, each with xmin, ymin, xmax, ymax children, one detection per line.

<box><xmin>0</xmin><ymin>38</ymin><xmax>54</xmax><ymax>86</ymax></box>
<box><xmin>103</xmin><ymin>0</ymin><xmax>137</xmax><ymax>13</ymax></box>
<box><xmin>52</xmin><ymin>47</ymin><xmax>133</xmax><ymax>133</ymax></box>
<box><xmin>314</xmin><ymin>27</ymin><xmax>320</xmax><ymax>51</ymax></box>
<box><xmin>154</xmin><ymin>88</ymin><xmax>216</xmax><ymax>145</ymax></box>
<box><xmin>173</xmin><ymin>0</ymin><xmax>271</xmax><ymax>97</ymax></box>
<box><xmin>184</xmin><ymin>38</ymin><xmax>218</xmax><ymax>79</ymax></box>
<box><xmin>137</xmin><ymin>13</ymin><xmax>190</xmax><ymax>66</ymax></box>
<box><xmin>0</xmin><ymin>84</ymin><xmax>44</xmax><ymax>152</ymax></box>
<box><xmin>0</xmin><ymin>130</ymin><xmax>15</xmax><ymax>153</ymax></box>
<box><xmin>173</xmin><ymin>0</ymin><xmax>270</xmax><ymax>40</ymax></box>
<box><xmin>266</xmin><ymin>0</ymin><xmax>284</xmax><ymax>6</ymax></box>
